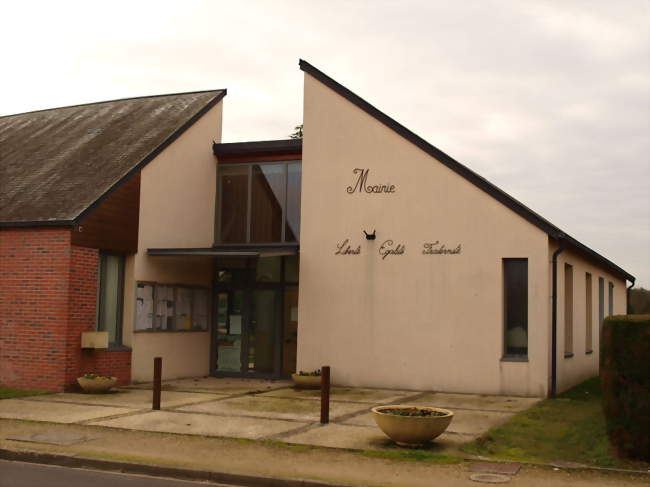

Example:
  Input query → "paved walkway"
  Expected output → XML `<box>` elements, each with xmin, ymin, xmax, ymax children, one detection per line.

<box><xmin>2</xmin><ymin>381</ymin><xmax>648</xmax><ymax>486</ymax></box>
<box><xmin>0</xmin><ymin>378</ymin><xmax>540</xmax><ymax>454</ymax></box>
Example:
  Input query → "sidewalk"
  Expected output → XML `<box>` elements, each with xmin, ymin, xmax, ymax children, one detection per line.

<box><xmin>0</xmin><ymin>378</ymin><xmax>539</xmax><ymax>453</ymax></box>
<box><xmin>1</xmin><ymin>419</ymin><xmax>648</xmax><ymax>487</ymax></box>
<box><xmin>0</xmin><ymin>379</ymin><xmax>648</xmax><ymax>486</ymax></box>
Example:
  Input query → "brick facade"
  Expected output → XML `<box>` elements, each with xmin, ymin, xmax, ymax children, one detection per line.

<box><xmin>0</xmin><ymin>227</ymin><xmax>131</xmax><ymax>391</ymax></box>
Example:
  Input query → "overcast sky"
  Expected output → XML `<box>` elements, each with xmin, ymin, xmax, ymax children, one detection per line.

<box><xmin>2</xmin><ymin>1</ymin><xmax>648</xmax><ymax>286</ymax></box>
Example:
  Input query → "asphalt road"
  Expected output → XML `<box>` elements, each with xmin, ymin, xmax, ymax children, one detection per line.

<box><xmin>0</xmin><ymin>460</ymin><xmax>235</xmax><ymax>487</ymax></box>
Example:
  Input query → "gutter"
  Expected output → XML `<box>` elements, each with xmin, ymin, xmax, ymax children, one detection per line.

<box><xmin>550</xmin><ymin>235</ymin><xmax>565</xmax><ymax>398</ymax></box>
<box><xmin>626</xmin><ymin>279</ymin><xmax>636</xmax><ymax>314</ymax></box>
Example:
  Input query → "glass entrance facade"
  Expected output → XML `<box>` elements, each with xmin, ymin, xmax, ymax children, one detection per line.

<box><xmin>216</xmin><ymin>161</ymin><xmax>301</xmax><ymax>244</ymax></box>
<box><xmin>213</xmin><ymin>159</ymin><xmax>301</xmax><ymax>378</ymax></box>
<box><xmin>213</xmin><ymin>255</ymin><xmax>298</xmax><ymax>378</ymax></box>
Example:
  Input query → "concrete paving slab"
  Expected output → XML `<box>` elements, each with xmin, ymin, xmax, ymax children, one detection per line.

<box><xmin>7</xmin><ymin>430</ymin><xmax>99</xmax><ymax>446</ymax></box>
<box><xmin>0</xmin><ymin>399</ymin><xmax>132</xmax><ymax>423</ymax></box>
<box><xmin>259</xmin><ymin>386</ymin><xmax>415</xmax><ymax>404</ymax></box>
<box><xmin>90</xmin><ymin>410</ymin><xmax>309</xmax><ymax>440</ymax></box>
<box><xmin>130</xmin><ymin>377</ymin><xmax>291</xmax><ymax>395</ymax></box>
<box><xmin>342</xmin><ymin>409</ymin><xmax>512</xmax><ymax>437</ymax></box>
<box><xmin>27</xmin><ymin>389</ymin><xmax>226</xmax><ymax>409</ymax></box>
<box><xmin>415</xmin><ymin>392</ymin><xmax>539</xmax><ymax>412</ymax></box>
<box><xmin>176</xmin><ymin>395</ymin><xmax>369</xmax><ymax>422</ymax></box>
<box><xmin>283</xmin><ymin>423</ymin><xmax>467</xmax><ymax>452</ymax></box>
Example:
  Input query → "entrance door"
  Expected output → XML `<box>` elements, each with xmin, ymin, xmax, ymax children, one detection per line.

<box><xmin>212</xmin><ymin>256</ymin><xmax>297</xmax><ymax>378</ymax></box>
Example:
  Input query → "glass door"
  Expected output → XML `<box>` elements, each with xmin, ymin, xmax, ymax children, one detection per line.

<box><xmin>215</xmin><ymin>290</ymin><xmax>244</xmax><ymax>373</ymax></box>
<box><xmin>213</xmin><ymin>256</ymin><xmax>297</xmax><ymax>378</ymax></box>
<box><xmin>247</xmin><ymin>289</ymin><xmax>281</xmax><ymax>374</ymax></box>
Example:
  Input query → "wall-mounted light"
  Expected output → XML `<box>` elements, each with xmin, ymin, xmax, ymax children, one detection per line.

<box><xmin>363</xmin><ymin>230</ymin><xmax>376</xmax><ymax>240</ymax></box>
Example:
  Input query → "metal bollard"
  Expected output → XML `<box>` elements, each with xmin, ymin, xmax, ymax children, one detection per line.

<box><xmin>152</xmin><ymin>357</ymin><xmax>162</xmax><ymax>410</ymax></box>
<box><xmin>320</xmin><ymin>365</ymin><xmax>331</xmax><ymax>424</ymax></box>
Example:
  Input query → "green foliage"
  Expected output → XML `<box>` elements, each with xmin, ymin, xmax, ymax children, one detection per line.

<box><xmin>600</xmin><ymin>314</ymin><xmax>650</xmax><ymax>461</ymax></box>
<box><xmin>462</xmin><ymin>378</ymin><xmax>648</xmax><ymax>469</ymax></box>
<box><xmin>0</xmin><ymin>386</ymin><xmax>51</xmax><ymax>399</ymax></box>
<box><xmin>289</xmin><ymin>124</ymin><xmax>303</xmax><ymax>139</ymax></box>
<box><xmin>297</xmin><ymin>369</ymin><xmax>321</xmax><ymax>376</ymax></box>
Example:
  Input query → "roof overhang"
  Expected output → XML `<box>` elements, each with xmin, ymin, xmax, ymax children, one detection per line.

<box><xmin>148</xmin><ymin>244</ymin><xmax>299</xmax><ymax>258</ymax></box>
<box><xmin>212</xmin><ymin>139</ymin><xmax>302</xmax><ymax>162</ymax></box>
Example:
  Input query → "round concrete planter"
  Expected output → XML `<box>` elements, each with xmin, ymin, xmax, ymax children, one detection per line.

<box><xmin>291</xmin><ymin>374</ymin><xmax>321</xmax><ymax>389</ymax></box>
<box><xmin>371</xmin><ymin>405</ymin><xmax>454</xmax><ymax>447</ymax></box>
<box><xmin>77</xmin><ymin>376</ymin><xmax>118</xmax><ymax>393</ymax></box>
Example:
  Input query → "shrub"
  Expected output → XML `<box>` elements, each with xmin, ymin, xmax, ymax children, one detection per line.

<box><xmin>600</xmin><ymin>314</ymin><xmax>650</xmax><ymax>461</ymax></box>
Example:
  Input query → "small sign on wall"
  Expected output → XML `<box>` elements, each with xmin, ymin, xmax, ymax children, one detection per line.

<box><xmin>346</xmin><ymin>168</ymin><xmax>396</xmax><ymax>194</ymax></box>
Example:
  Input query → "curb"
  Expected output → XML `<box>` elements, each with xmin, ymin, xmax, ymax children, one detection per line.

<box><xmin>0</xmin><ymin>448</ymin><xmax>358</xmax><ymax>487</ymax></box>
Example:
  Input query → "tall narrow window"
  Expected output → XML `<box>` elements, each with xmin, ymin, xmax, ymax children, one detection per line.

<box><xmin>503</xmin><ymin>259</ymin><xmax>528</xmax><ymax>357</ymax></box>
<box><xmin>98</xmin><ymin>253</ymin><xmax>125</xmax><ymax>345</ymax></box>
<box><xmin>217</xmin><ymin>161</ymin><xmax>301</xmax><ymax>244</ymax></box>
<box><xmin>564</xmin><ymin>264</ymin><xmax>573</xmax><ymax>356</ymax></box>
<box><xmin>598</xmin><ymin>277</ymin><xmax>605</xmax><ymax>332</ymax></box>
<box><xmin>585</xmin><ymin>273</ymin><xmax>593</xmax><ymax>353</ymax></box>
<box><xmin>608</xmin><ymin>282</ymin><xmax>614</xmax><ymax>316</ymax></box>
<box><xmin>218</xmin><ymin>166</ymin><xmax>249</xmax><ymax>243</ymax></box>
<box><xmin>251</xmin><ymin>164</ymin><xmax>285</xmax><ymax>243</ymax></box>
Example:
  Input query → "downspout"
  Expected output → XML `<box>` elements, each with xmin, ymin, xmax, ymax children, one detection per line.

<box><xmin>626</xmin><ymin>279</ymin><xmax>636</xmax><ymax>314</ymax></box>
<box><xmin>550</xmin><ymin>235</ymin><xmax>565</xmax><ymax>398</ymax></box>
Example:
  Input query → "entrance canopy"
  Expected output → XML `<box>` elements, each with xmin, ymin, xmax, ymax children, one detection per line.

<box><xmin>147</xmin><ymin>244</ymin><xmax>298</xmax><ymax>258</ymax></box>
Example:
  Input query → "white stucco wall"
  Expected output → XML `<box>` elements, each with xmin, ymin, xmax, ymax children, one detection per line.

<box><xmin>299</xmin><ymin>73</ymin><xmax>551</xmax><ymax>397</ymax></box>
<box><xmin>550</xmin><ymin>241</ymin><xmax>628</xmax><ymax>394</ymax></box>
<box><xmin>123</xmin><ymin>101</ymin><xmax>223</xmax><ymax>382</ymax></box>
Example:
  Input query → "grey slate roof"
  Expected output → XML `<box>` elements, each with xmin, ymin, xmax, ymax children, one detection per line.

<box><xmin>0</xmin><ymin>90</ymin><xmax>225</xmax><ymax>225</ymax></box>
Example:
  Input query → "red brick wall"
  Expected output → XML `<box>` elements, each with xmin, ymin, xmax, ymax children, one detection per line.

<box><xmin>0</xmin><ymin>227</ymin><xmax>131</xmax><ymax>391</ymax></box>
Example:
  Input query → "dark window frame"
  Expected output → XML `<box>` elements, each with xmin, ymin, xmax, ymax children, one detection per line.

<box><xmin>97</xmin><ymin>251</ymin><xmax>125</xmax><ymax>346</ymax></box>
<box><xmin>564</xmin><ymin>263</ymin><xmax>574</xmax><ymax>357</ymax></box>
<box><xmin>585</xmin><ymin>272</ymin><xmax>593</xmax><ymax>354</ymax></box>
<box><xmin>598</xmin><ymin>277</ymin><xmax>605</xmax><ymax>332</ymax></box>
<box><xmin>216</xmin><ymin>160</ymin><xmax>302</xmax><ymax>245</ymax></box>
<box><xmin>502</xmin><ymin>258</ymin><xmax>529</xmax><ymax>360</ymax></box>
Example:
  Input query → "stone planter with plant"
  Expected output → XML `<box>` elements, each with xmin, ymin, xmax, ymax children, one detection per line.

<box><xmin>371</xmin><ymin>405</ymin><xmax>453</xmax><ymax>446</ymax></box>
<box><xmin>77</xmin><ymin>373</ymin><xmax>118</xmax><ymax>393</ymax></box>
<box><xmin>291</xmin><ymin>369</ymin><xmax>321</xmax><ymax>389</ymax></box>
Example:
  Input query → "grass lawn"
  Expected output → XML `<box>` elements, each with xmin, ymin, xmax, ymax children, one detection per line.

<box><xmin>0</xmin><ymin>386</ymin><xmax>51</xmax><ymax>400</ymax></box>
<box><xmin>461</xmin><ymin>377</ymin><xmax>649</xmax><ymax>470</ymax></box>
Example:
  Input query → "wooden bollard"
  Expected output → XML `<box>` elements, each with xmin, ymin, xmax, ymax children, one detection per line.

<box><xmin>152</xmin><ymin>357</ymin><xmax>162</xmax><ymax>410</ymax></box>
<box><xmin>320</xmin><ymin>366</ymin><xmax>331</xmax><ymax>424</ymax></box>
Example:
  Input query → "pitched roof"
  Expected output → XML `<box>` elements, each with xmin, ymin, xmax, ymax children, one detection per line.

<box><xmin>299</xmin><ymin>59</ymin><xmax>634</xmax><ymax>283</ymax></box>
<box><xmin>0</xmin><ymin>90</ymin><xmax>226</xmax><ymax>225</ymax></box>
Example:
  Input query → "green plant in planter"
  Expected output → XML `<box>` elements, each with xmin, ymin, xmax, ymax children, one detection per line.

<box><xmin>381</xmin><ymin>407</ymin><xmax>447</xmax><ymax>417</ymax></box>
<box><xmin>297</xmin><ymin>369</ymin><xmax>321</xmax><ymax>377</ymax></box>
<box><xmin>82</xmin><ymin>373</ymin><xmax>113</xmax><ymax>380</ymax></box>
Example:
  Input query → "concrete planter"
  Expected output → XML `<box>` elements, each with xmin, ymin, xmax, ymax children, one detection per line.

<box><xmin>77</xmin><ymin>376</ymin><xmax>118</xmax><ymax>393</ymax></box>
<box><xmin>291</xmin><ymin>373</ymin><xmax>321</xmax><ymax>389</ymax></box>
<box><xmin>371</xmin><ymin>405</ymin><xmax>453</xmax><ymax>446</ymax></box>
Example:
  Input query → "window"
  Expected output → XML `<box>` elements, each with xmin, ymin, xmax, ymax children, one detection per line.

<box><xmin>585</xmin><ymin>273</ymin><xmax>593</xmax><ymax>353</ymax></box>
<box><xmin>217</xmin><ymin>161</ymin><xmax>301</xmax><ymax>244</ymax></box>
<box><xmin>135</xmin><ymin>282</ymin><xmax>209</xmax><ymax>332</ymax></box>
<box><xmin>564</xmin><ymin>264</ymin><xmax>573</xmax><ymax>357</ymax></box>
<box><xmin>503</xmin><ymin>259</ymin><xmax>528</xmax><ymax>357</ymax></box>
<box><xmin>598</xmin><ymin>277</ymin><xmax>605</xmax><ymax>332</ymax></box>
<box><xmin>97</xmin><ymin>252</ymin><xmax>125</xmax><ymax>345</ymax></box>
<box><xmin>608</xmin><ymin>282</ymin><xmax>614</xmax><ymax>316</ymax></box>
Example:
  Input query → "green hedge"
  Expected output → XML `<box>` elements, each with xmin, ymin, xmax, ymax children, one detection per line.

<box><xmin>600</xmin><ymin>314</ymin><xmax>650</xmax><ymax>461</ymax></box>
